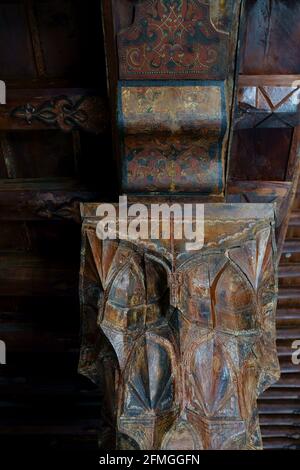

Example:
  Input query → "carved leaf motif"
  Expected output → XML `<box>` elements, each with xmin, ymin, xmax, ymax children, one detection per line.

<box><xmin>125</xmin><ymin>335</ymin><xmax>175</xmax><ymax>415</ymax></box>
<box><xmin>11</xmin><ymin>96</ymin><xmax>106</xmax><ymax>133</ymax></box>
<box><xmin>190</xmin><ymin>336</ymin><xmax>232</xmax><ymax>416</ymax></box>
<box><xmin>229</xmin><ymin>227</ymin><xmax>271</xmax><ymax>290</ymax></box>
<box><xmin>109</xmin><ymin>259</ymin><xmax>146</xmax><ymax>308</ymax></box>
<box><xmin>178</xmin><ymin>255</ymin><xmax>228</xmax><ymax>325</ymax></box>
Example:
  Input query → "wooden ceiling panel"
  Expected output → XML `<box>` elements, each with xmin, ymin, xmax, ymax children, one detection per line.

<box><xmin>241</xmin><ymin>0</ymin><xmax>300</xmax><ymax>75</ymax></box>
<box><xmin>0</xmin><ymin>2</ymin><xmax>36</xmax><ymax>79</ymax></box>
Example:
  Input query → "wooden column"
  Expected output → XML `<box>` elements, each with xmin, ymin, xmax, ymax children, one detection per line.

<box><xmin>78</xmin><ymin>0</ymin><xmax>300</xmax><ymax>449</ymax></box>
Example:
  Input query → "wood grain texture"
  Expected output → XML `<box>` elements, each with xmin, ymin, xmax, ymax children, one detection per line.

<box><xmin>0</xmin><ymin>0</ymin><xmax>110</xmax><ymax>452</ymax></box>
<box><xmin>240</xmin><ymin>0</ymin><xmax>300</xmax><ymax>75</ymax></box>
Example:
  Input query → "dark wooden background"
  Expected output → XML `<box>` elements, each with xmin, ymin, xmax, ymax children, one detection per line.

<box><xmin>0</xmin><ymin>0</ymin><xmax>299</xmax><ymax>451</ymax></box>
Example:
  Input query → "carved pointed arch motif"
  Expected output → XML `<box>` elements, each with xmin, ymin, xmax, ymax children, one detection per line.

<box><xmin>161</xmin><ymin>420</ymin><xmax>203</xmax><ymax>450</ymax></box>
<box><xmin>124</xmin><ymin>332</ymin><xmax>177</xmax><ymax>415</ymax></box>
<box><xmin>187</xmin><ymin>333</ymin><xmax>234</xmax><ymax>417</ymax></box>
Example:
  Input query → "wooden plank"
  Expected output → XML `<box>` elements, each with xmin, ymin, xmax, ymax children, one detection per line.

<box><xmin>259</xmin><ymin>414</ymin><xmax>300</xmax><ymax>426</ymax></box>
<box><xmin>262</xmin><ymin>439</ymin><xmax>300</xmax><ymax>450</ymax></box>
<box><xmin>276</xmin><ymin>308</ymin><xmax>300</xmax><ymax>328</ymax></box>
<box><xmin>261</xmin><ymin>425</ymin><xmax>300</xmax><ymax>437</ymax></box>
<box><xmin>258</xmin><ymin>400</ymin><xmax>300</xmax><ymax>414</ymax></box>
<box><xmin>275</xmin><ymin>326</ymin><xmax>300</xmax><ymax>338</ymax></box>
<box><xmin>0</xmin><ymin>89</ymin><xmax>108</xmax><ymax>133</ymax></box>
<box><xmin>289</xmin><ymin>211</ymin><xmax>300</xmax><ymax>227</ymax></box>
<box><xmin>0</xmin><ymin>253</ymin><xmax>78</xmax><ymax>297</ymax></box>
<box><xmin>0</xmin><ymin>177</ymin><xmax>100</xmax><ymax>222</ymax></box>
<box><xmin>282</xmin><ymin>240</ymin><xmax>300</xmax><ymax>253</ymax></box>
<box><xmin>269</xmin><ymin>375</ymin><xmax>300</xmax><ymax>388</ymax></box>
<box><xmin>240</xmin><ymin>1</ymin><xmax>300</xmax><ymax>75</ymax></box>
<box><xmin>279</xmin><ymin>264</ymin><xmax>300</xmax><ymax>278</ymax></box>
<box><xmin>261</xmin><ymin>389</ymin><xmax>300</xmax><ymax>400</ymax></box>
<box><xmin>0</xmin><ymin>422</ymin><xmax>99</xmax><ymax>437</ymax></box>
<box><xmin>0</xmin><ymin>220</ymin><xmax>81</xmax><ymax>254</ymax></box>
<box><xmin>239</xmin><ymin>75</ymin><xmax>300</xmax><ymax>87</ymax></box>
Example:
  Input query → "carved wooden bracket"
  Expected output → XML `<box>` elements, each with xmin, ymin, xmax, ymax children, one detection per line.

<box><xmin>115</xmin><ymin>0</ymin><xmax>241</xmax><ymax>195</ymax></box>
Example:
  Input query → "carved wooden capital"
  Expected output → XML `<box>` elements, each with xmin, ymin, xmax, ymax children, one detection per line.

<box><xmin>79</xmin><ymin>203</ymin><xmax>280</xmax><ymax>450</ymax></box>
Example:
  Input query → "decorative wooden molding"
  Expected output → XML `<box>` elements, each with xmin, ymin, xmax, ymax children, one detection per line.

<box><xmin>0</xmin><ymin>178</ymin><xmax>100</xmax><ymax>222</ymax></box>
<box><xmin>239</xmin><ymin>75</ymin><xmax>300</xmax><ymax>87</ymax></box>
<box><xmin>0</xmin><ymin>90</ymin><xmax>108</xmax><ymax>133</ymax></box>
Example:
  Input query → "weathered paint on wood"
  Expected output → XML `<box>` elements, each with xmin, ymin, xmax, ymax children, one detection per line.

<box><xmin>79</xmin><ymin>203</ymin><xmax>280</xmax><ymax>450</ymax></box>
<box><xmin>115</xmin><ymin>0</ymin><xmax>242</xmax><ymax>194</ymax></box>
